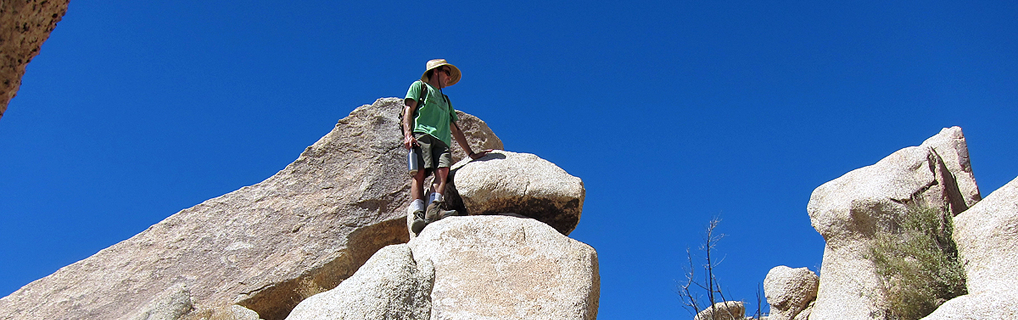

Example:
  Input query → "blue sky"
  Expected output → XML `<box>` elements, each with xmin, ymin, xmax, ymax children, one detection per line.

<box><xmin>1</xmin><ymin>0</ymin><xmax>1015</xmax><ymax>318</ymax></box>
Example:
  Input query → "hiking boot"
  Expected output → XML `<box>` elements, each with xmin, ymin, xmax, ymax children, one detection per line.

<box><xmin>425</xmin><ymin>201</ymin><xmax>458</xmax><ymax>223</ymax></box>
<box><xmin>410</xmin><ymin>209</ymin><xmax>427</xmax><ymax>235</ymax></box>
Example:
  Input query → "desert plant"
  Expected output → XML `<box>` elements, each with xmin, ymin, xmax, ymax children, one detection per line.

<box><xmin>866</xmin><ymin>203</ymin><xmax>967</xmax><ymax>320</ymax></box>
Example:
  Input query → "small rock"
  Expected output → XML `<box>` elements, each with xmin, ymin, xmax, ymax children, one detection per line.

<box><xmin>694</xmin><ymin>301</ymin><xmax>745</xmax><ymax>320</ymax></box>
<box><xmin>763</xmin><ymin>266</ymin><xmax>818</xmax><ymax>320</ymax></box>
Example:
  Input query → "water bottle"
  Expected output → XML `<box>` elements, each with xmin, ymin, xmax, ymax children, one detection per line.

<box><xmin>408</xmin><ymin>148</ymin><xmax>420</xmax><ymax>175</ymax></box>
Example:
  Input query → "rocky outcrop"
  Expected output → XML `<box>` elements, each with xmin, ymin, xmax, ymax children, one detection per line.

<box><xmin>764</xmin><ymin>266</ymin><xmax>818</xmax><ymax>320</ymax></box>
<box><xmin>288</xmin><ymin>215</ymin><xmax>600</xmax><ymax>320</ymax></box>
<box><xmin>449</xmin><ymin>150</ymin><xmax>585</xmax><ymax>235</ymax></box>
<box><xmin>921</xmin><ymin>175</ymin><xmax>1018</xmax><ymax>319</ymax></box>
<box><xmin>285</xmin><ymin>244</ymin><xmax>434</xmax><ymax>320</ymax></box>
<box><xmin>693</xmin><ymin>301</ymin><xmax>744</xmax><ymax>320</ymax></box>
<box><xmin>0</xmin><ymin>0</ymin><xmax>69</xmax><ymax>120</ymax></box>
<box><xmin>0</xmin><ymin>98</ymin><xmax>502</xmax><ymax>320</ymax></box>
<box><xmin>806</xmin><ymin>127</ymin><xmax>980</xmax><ymax>320</ymax></box>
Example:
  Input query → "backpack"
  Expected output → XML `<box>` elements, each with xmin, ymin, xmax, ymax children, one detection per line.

<box><xmin>400</xmin><ymin>81</ymin><xmax>451</xmax><ymax>136</ymax></box>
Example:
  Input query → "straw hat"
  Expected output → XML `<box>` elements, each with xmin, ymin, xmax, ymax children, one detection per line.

<box><xmin>421</xmin><ymin>59</ymin><xmax>461</xmax><ymax>86</ymax></box>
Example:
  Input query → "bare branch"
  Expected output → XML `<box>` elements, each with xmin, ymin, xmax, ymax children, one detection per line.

<box><xmin>679</xmin><ymin>216</ymin><xmax>765</xmax><ymax>320</ymax></box>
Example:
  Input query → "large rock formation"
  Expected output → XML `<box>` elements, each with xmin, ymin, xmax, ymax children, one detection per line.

<box><xmin>806</xmin><ymin>127</ymin><xmax>980</xmax><ymax>320</ymax></box>
<box><xmin>764</xmin><ymin>266</ymin><xmax>818</xmax><ymax>320</ymax></box>
<box><xmin>288</xmin><ymin>215</ymin><xmax>600</xmax><ymax>320</ymax></box>
<box><xmin>921</xmin><ymin>175</ymin><xmax>1018</xmax><ymax>319</ymax></box>
<box><xmin>0</xmin><ymin>98</ymin><xmax>502</xmax><ymax>320</ymax></box>
<box><xmin>1</xmin><ymin>0</ymin><xmax>69</xmax><ymax>120</ymax></box>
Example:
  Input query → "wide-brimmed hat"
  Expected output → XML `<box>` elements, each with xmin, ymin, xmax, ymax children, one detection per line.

<box><xmin>421</xmin><ymin>59</ymin><xmax>461</xmax><ymax>87</ymax></box>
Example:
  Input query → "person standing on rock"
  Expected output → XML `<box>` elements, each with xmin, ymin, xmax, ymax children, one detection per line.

<box><xmin>403</xmin><ymin>59</ymin><xmax>488</xmax><ymax>235</ymax></box>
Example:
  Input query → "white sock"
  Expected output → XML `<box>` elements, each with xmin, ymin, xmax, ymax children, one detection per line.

<box><xmin>428</xmin><ymin>192</ymin><xmax>444</xmax><ymax>203</ymax></box>
<box><xmin>410</xmin><ymin>199</ymin><xmax>425</xmax><ymax>212</ymax></box>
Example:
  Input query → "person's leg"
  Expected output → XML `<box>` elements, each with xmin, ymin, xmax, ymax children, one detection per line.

<box><xmin>424</xmin><ymin>134</ymin><xmax>452</xmax><ymax>205</ymax></box>
<box><xmin>408</xmin><ymin>168</ymin><xmax>429</xmax><ymax>234</ymax></box>
<box><xmin>408</xmin><ymin>138</ymin><xmax>432</xmax><ymax>235</ymax></box>
<box><xmin>408</xmin><ymin>138</ymin><xmax>429</xmax><ymax>208</ymax></box>
<box><xmin>410</xmin><ymin>168</ymin><xmax>426</xmax><ymax>206</ymax></box>
<box><xmin>425</xmin><ymin>149</ymin><xmax>457</xmax><ymax>221</ymax></box>
<box><xmin>412</xmin><ymin>134</ymin><xmax>436</xmax><ymax>206</ymax></box>
<box><xmin>431</xmin><ymin>167</ymin><xmax>449</xmax><ymax>200</ymax></box>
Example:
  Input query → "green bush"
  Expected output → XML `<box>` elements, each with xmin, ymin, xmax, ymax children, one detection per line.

<box><xmin>866</xmin><ymin>204</ymin><xmax>967</xmax><ymax>320</ymax></box>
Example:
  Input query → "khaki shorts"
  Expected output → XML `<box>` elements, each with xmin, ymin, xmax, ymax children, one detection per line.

<box><xmin>412</xmin><ymin>133</ymin><xmax>453</xmax><ymax>172</ymax></box>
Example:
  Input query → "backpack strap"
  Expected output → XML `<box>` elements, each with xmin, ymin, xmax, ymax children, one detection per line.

<box><xmin>444</xmin><ymin>94</ymin><xmax>454</xmax><ymax>119</ymax></box>
<box><xmin>401</xmin><ymin>81</ymin><xmax>428</xmax><ymax>136</ymax></box>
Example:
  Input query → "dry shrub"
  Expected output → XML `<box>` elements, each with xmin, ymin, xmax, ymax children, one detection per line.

<box><xmin>866</xmin><ymin>204</ymin><xmax>967</xmax><ymax>320</ymax></box>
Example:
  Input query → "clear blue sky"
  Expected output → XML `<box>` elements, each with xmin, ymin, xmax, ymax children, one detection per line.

<box><xmin>1</xmin><ymin>1</ymin><xmax>1015</xmax><ymax>318</ymax></box>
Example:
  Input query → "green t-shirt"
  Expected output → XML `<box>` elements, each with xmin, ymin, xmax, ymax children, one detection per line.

<box><xmin>405</xmin><ymin>80</ymin><xmax>459</xmax><ymax>146</ymax></box>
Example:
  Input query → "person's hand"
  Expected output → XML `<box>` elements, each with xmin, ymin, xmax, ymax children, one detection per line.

<box><xmin>469</xmin><ymin>149</ymin><xmax>493</xmax><ymax>160</ymax></box>
<box><xmin>403</xmin><ymin>133</ymin><xmax>418</xmax><ymax>150</ymax></box>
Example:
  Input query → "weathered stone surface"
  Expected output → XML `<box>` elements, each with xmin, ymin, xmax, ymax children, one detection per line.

<box><xmin>920</xmin><ymin>126</ymin><xmax>981</xmax><ymax>208</ymax></box>
<box><xmin>286</xmin><ymin>244</ymin><xmax>434</xmax><ymax>320</ymax></box>
<box><xmin>953</xmin><ymin>175</ymin><xmax>1018</xmax><ymax>294</ymax></box>
<box><xmin>693</xmin><ymin>301</ymin><xmax>744</xmax><ymax>320</ymax></box>
<box><xmin>450</xmin><ymin>110</ymin><xmax>504</xmax><ymax>163</ymax></box>
<box><xmin>217</xmin><ymin>305</ymin><xmax>262</xmax><ymax>320</ymax></box>
<box><xmin>449</xmin><ymin>150</ymin><xmax>584</xmax><ymax>235</ymax></box>
<box><xmin>922</xmin><ymin>176</ymin><xmax>1018</xmax><ymax>319</ymax></box>
<box><xmin>290</xmin><ymin>215</ymin><xmax>599</xmax><ymax>320</ymax></box>
<box><xmin>764</xmin><ymin>266</ymin><xmax>818</xmax><ymax>320</ymax></box>
<box><xmin>123</xmin><ymin>283</ymin><xmax>194</xmax><ymax>320</ymax></box>
<box><xmin>793</xmin><ymin>301</ymin><xmax>814</xmax><ymax>320</ymax></box>
<box><xmin>806</xmin><ymin>128</ymin><xmax>979</xmax><ymax>320</ymax></box>
<box><xmin>0</xmin><ymin>98</ymin><xmax>500</xmax><ymax>320</ymax></box>
<box><xmin>410</xmin><ymin>215</ymin><xmax>599</xmax><ymax>320</ymax></box>
<box><xmin>0</xmin><ymin>0</ymin><xmax>69</xmax><ymax>120</ymax></box>
<box><xmin>919</xmin><ymin>290</ymin><xmax>1018</xmax><ymax>320</ymax></box>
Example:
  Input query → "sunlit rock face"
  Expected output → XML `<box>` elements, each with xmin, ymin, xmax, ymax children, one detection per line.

<box><xmin>922</xmin><ymin>176</ymin><xmax>1018</xmax><ymax>320</ymax></box>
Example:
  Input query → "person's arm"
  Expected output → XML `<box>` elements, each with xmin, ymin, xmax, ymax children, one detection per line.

<box><xmin>403</xmin><ymin>98</ymin><xmax>418</xmax><ymax>150</ymax></box>
<box><xmin>451</xmin><ymin>121</ymin><xmax>490</xmax><ymax>160</ymax></box>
